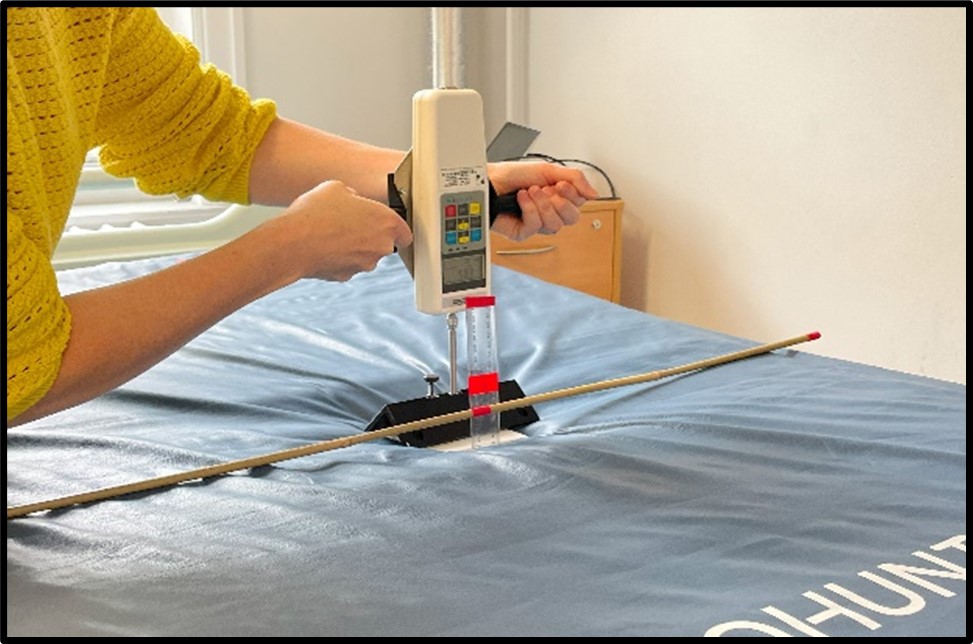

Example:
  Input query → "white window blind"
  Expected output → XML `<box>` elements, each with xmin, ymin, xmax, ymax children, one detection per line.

<box><xmin>66</xmin><ymin>7</ymin><xmax>243</xmax><ymax>233</ymax></box>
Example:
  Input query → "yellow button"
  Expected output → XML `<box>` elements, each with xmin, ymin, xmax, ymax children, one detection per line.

<box><xmin>458</xmin><ymin>221</ymin><xmax>470</xmax><ymax>231</ymax></box>
<box><xmin>469</xmin><ymin>202</ymin><xmax>481</xmax><ymax>215</ymax></box>
<box><xmin>459</xmin><ymin>235</ymin><xmax>470</xmax><ymax>244</ymax></box>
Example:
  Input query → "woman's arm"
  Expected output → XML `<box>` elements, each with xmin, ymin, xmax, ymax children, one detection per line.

<box><xmin>248</xmin><ymin>117</ymin><xmax>404</xmax><ymax>206</ymax></box>
<box><xmin>9</xmin><ymin>181</ymin><xmax>412</xmax><ymax>427</ymax></box>
<box><xmin>246</xmin><ymin>117</ymin><xmax>600</xmax><ymax>238</ymax></box>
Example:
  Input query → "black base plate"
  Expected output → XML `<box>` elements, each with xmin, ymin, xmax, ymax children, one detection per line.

<box><xmin>364</xmin><ymin>380</ymin><xmax>539</xmax><ymax>448</ymax></box>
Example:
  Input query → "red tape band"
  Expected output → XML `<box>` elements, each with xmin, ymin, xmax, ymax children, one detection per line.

<box><xmin>467</xmin><ymin>372</ymin><xmax>499</xmax><ymax>395</ymax></box>
<box><xmin>471</xmin><ymin>405</ymin><xmax>493</xmax><ymax>417</ymax></box>
<box><xmin>465</xmin><ymin>295</ymin><xmax>496</xmax><ymax>309</ymax></box>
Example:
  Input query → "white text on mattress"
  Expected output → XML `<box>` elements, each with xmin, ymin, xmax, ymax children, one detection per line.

<box><xmin>704</xmin><ymin>534</ymin><xmax>966</xmax><ymax>637</ymax></box>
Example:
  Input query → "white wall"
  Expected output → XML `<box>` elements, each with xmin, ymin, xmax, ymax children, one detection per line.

<box><xmin>240</xmin><ymin>7</ymin><xmax>513</xmax><ymax>160</ymax></box>
<box><xmin>525</xmin><ymin>7</ymin><xmax>965</xmax><ymax>384</ymax></box>
<box><xmin>241</xmin><ymin>7</ymin><xmax>430</xmax><ymax>151</ymax></box>
<box><xmin>237</xmin><ymin>7</ymin><xmax>965</xmax><ymax>384</ymax></box>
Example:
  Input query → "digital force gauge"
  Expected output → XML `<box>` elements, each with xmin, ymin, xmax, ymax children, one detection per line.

<box><xmin>383</xmin><ymin>88</ymin><xmax>532</xmax><ymax>445</ymax></box>
<box><xmin>389</xmin><ymin>88</ymin><xmax>513</xmax><ymax>315</ymax></box>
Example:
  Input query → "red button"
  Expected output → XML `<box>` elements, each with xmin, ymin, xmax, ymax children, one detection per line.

<box><xmin>445</xmin><ymin>205</ymin><xmax>457</xmax><ymax>218</ymax></box>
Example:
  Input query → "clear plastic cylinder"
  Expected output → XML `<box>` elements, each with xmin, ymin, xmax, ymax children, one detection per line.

<box><xmin>465</xmin><ymin>295</ymin><xmax>500</xmax><ymax>448</ymax></box>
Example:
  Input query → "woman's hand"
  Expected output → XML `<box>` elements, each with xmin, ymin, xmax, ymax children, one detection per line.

<box><xmin>487</xmin><ymin>161</ymin><xmax>600</xmax><ymax>241</ymax></box>
<box><xmin>270</xmin><ymin>180</ymin><xmax>413</xmax><ymax>282</ymax></box>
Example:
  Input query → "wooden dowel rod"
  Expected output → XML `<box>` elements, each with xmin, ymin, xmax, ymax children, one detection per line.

<box><xmin>7</xmin><ymin>331</ymin><xmax>820</xmax><ymax>519</ymax></box>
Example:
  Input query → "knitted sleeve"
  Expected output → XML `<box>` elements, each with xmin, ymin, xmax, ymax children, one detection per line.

<box><xmin>94</xmin><ymin>8</ymin><xmax>278</xmax><ymax>204</ymax></box>
<box><xmin>6</xmin><ymin>215</ymin><xmax>72</xmax><ymax>421</ymax></box>
<box><xmin>6</xmin><ymin>7</ymin><xmax>278</xmax><ymax>421</ymax></box>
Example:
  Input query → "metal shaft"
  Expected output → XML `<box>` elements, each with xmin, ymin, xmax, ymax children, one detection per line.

<box><xmin>447</xmin><ymin>311</ymin><xmax>459</xmax><ymax>394</ymax></box>
<box><xmin>431</xmin><ymin>7</ymin><xmax>464</xmax><ymax>89</ymax></box>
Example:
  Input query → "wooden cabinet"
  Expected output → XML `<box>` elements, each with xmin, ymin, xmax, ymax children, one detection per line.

<box><xmin>491</xmin><ymin>199</ymin><xmax>624</xmax><ymax>303</ymax></box>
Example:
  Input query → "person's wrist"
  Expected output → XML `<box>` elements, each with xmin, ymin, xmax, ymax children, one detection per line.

<box><xmin>247</xmin><ymin>214</ymin><xmax>306</xmax><ymax>288</ymax></box>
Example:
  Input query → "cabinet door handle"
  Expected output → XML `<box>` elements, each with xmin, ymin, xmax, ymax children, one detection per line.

<box><xmin>495</xmin><ymin>245</ymin><xmax>557</xmax><ymax>256</ymax></box>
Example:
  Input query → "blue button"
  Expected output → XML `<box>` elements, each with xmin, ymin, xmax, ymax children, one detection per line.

<box><xmin>445</xmin><ymin>231</ymin><xmax>458</xmax><ymax>245</ymax></box>
<box><xmin>471</xmin><ymin>229</ymin><xmax>482</xmax><ymax>242</ymax></box>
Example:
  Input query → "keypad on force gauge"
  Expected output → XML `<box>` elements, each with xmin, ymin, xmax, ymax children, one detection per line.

<box><xmin>443</xmin><ymin>200</ymin><xmax>484</xmax><ymax>247</ymax></box>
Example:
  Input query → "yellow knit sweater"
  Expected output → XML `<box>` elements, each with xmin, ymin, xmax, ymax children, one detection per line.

<box><xmin>6</xmin><ymin>7</ymin><xmax>277</xmax><ymax>421</ymax></box>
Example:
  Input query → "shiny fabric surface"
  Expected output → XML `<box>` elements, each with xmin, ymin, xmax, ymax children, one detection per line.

<box><xmin>6</xmin><ymin>255</ymin><xmax>966</xmax><ymax>636</ymax></box>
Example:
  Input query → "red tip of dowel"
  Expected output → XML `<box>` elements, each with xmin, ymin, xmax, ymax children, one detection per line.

<box><xmin>807</xmin><ymin>331</ymin><xmax>821</xmax><ymax>341</ymax></box>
